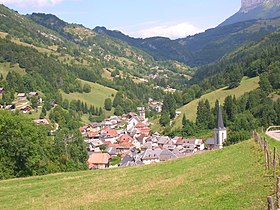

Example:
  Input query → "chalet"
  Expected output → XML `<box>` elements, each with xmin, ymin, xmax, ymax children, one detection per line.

<box><xmin>87</xmin><ymin>153</ymin><xmax>111</xmax><ymax>169</ymax></box>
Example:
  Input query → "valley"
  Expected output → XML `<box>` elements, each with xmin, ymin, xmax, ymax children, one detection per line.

<box><xmin>0</xmin><ymin>0</ymin><xmax>280</xmax><ymax>208</ymax></box>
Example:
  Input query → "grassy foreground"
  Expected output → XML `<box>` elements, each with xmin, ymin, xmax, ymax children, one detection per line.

<box><xmin>0</xmin><ymin>140</ymin><xmax>274</xmax><ymax>209</ymax></box>
<box><xmin>173</xmin><ymin>77</ymin><xmax>260</xmax><ymax>129</ymax></box>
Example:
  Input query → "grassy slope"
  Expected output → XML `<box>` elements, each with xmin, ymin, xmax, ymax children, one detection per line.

<box><xmin>60</xmin><ymin>79</ymin><xmax>117</xmax><ymax>109</ymax></box>
<box><xmin>0</xmin><ymin>140</ymin><xmax>275</xmax><ymax>209</ymax></box>
<box><xmin>173</xmin><ymin>77</ymin><xmax>260</xmax><ymax>129</ymax></box>
<box><xmin>0</xmin><ymin>62</ymin><xmax>26</xmax><ymax>78</ymax></box>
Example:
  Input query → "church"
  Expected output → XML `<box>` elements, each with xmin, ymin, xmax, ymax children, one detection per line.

<box><xmin>206</xmin><ymin>102</ymin><xmax>227</xmax><ymax>150</ymax></box>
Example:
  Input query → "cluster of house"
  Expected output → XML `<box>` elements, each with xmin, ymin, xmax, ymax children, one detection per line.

<box><xmin>0</xmin><ymin>90</ymin><xmax>42</xmax><ymax>113</ymax></box>
<box><xmin>148</xmin><ymin>98</ymin><xmax>163</xmax><ymax>113</ymax></box>
<box><xmin>81</xmin><ymin>106</ymin><xmax>226</xmax><ymax>170</ymax></box>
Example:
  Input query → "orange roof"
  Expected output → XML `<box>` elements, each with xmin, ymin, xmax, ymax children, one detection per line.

<box><xmin>107</xmin><ymin>129</ymin><xmax>118</xmax><ymax>137</ymax></box>
<box><xmin>139</xmin><ymin>127</ymin><xmax>151</xmax><ymax>135</ymax></box>
<box><xmin>135</xmin><ymin>121</ymin><xmax>145</xmax><ymax>128</ymax></box>
<box><xmin>118</xmin><ymin>134</ymin><xmax>133</xmax><ymax>143</ymax></box>
<box><xmin>102</xmin><ymin>126</ymin><xmax>110</xmax><ymax>131</ymax></box>
<box><xmin>87</xmin><ymin>131</ymin><xmax>99</xmax><ymax>138</ymax></box>
<box><xmin>79</xmin><ymin>125</ymin><xmax>88</xmax><ymax>132</ymax></box>
<box><xmin>175</xmin><ymin>137</ymin><xmax>184</xmax><ymax>145</ymax></box>
<box><xmin>87</xmin><ymin>153</ymin><xmax>110</xmax><ymax>168</ymax></box>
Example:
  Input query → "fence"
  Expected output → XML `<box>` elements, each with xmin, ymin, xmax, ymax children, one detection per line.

<box><xmin>253</xmin><ymin>131</ymin><xmax>280</xmax><ymax>210</ymax></box>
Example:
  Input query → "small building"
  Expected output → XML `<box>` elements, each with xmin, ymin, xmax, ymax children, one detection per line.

<box><xmin>17</xmin><ymin>93</ymin><xmax>26</xmax><ymax>99</ymax></box>
<box><xmin>33</xmin><ymin>119</ymin><xmax>50</xmax><ymax>125</ymax></box>
<box><xmin>87</xmin><ymin>153</ymin><xmax>111</xmax><ymax>169</ymax></box>
<box><xmin>29</xmin><ymin>92</ymin><xmax>38</xmax><ymax>97</ymax></box>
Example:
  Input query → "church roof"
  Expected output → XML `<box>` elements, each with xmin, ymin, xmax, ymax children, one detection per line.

<box><xmin>216</xmin><ymin>102</ymin><xmax>225</xmax><ymax>129</ymax></box>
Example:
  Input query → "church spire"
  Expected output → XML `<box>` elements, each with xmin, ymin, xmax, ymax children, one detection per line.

<box><xmin>216</xmin><ymin>101</ymin><xmax>225</xmax><ymax>129</ymax></box>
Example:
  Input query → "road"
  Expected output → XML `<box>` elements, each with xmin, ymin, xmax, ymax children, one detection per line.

<box><xmin>266</xmin><ymin>130</ymin><xmax>280</xmax><ymax>141</ymax></box>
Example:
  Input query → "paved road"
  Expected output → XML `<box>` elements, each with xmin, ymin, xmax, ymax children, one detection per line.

<box><xmin>266</xmin><ymin>130</ymin><xmax>280</xmax><ymax>141</ymax></box>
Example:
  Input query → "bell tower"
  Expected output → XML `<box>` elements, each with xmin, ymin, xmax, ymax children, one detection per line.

<box><xmin>214</xmin><ymin>102</ymin><xmax>227</xmax><ymax>149</ymax></box>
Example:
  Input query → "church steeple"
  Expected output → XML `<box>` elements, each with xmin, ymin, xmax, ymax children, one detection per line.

<box><xmin>214</xmin><ymin>101</ymin><xmax>227</xmax><ymax>149</ymax></box>
<box><xmin>216</xmin><ymin>102</ymin><xmax>225</xmax><ymax>129</ymax></box>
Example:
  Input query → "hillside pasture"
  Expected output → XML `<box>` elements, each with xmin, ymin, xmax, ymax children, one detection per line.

<box><xmin>0</xmin><ymin>140</ymin><xmax>275</xmax><ymax>209</ymax></box>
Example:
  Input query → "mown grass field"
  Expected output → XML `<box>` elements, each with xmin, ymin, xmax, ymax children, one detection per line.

<box><xmin>0</xmin><ymin>140</ymin><xmax>275</xmax><ymax>209</ymax></box>
<box><xmin>0</xmin><ymin>62</ymin><xmax>26</xmax><ymax>79</ymax></box>
<box><xmin>60</xmin><ymin>79</ymin><xmax>117</xmax><ymax>109</ymax></box>
<box><xmin>173</xmin><ymin>76</ymin><xmax>260</xmax><ymax>129</ymax></box>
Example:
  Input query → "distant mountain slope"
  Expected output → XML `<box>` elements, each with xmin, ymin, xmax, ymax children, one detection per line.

<box><xmin>220</xmin><ymin>0</ymin><xmax>280</xmax><ymax>27</ymax></box>
<box><xmin>94</xmin><ymin>17</ymin><xmax>280</xmax><ymax>66</ymax></box>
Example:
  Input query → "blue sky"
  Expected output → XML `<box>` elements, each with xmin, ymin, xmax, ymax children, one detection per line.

<box><xmin>0</xmin><ymin>0</ymin><xmax>241</xmax><ymax>39</ymax></box>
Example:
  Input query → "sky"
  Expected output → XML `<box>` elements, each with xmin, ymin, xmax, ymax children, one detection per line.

<box><xmin>0</xmin><ymin>0</ymin><xmax>241</xmax><ymax>39</ymax></box>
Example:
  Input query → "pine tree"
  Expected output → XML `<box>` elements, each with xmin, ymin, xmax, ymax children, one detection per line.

<box><xmin>182</xmin><ymin>114</ymin><xmax>187</xmax><ymax>127</ymax></box>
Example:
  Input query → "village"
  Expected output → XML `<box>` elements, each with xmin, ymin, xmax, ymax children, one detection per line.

<box><xmin>82</xmin><ymin>105</ymin><xmax>227</xmax><ymax>170</ymax></box>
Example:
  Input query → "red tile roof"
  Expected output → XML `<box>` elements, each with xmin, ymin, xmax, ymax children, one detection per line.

<box><xmin>135</xmin><ymin>121</ymin><xmax>145</xmax><ymax>128</ymax></box>
<box><xmin>107</xmin><ymin>129</ymin><xmax>118</xmax><ymax>137</ymax></box>
<box><xmin>118</xmin><ymin>134</ymin><xmax>133</xmax><ymax>143</ymax></box>
<box><xmin>87</xmin><ymin>131</ymin><xmax>99</xmax><ymax>138</ymax></box>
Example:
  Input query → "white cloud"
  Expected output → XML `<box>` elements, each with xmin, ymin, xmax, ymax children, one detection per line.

<box><xmin>131</xmin><ymin>22</ymin><xmax>203</xmax><ymax>39</ymax></box>
<box><xmin>0</xmin><ymin>0</ymin><xmax>65</xmax><ymax>7</ymax></box>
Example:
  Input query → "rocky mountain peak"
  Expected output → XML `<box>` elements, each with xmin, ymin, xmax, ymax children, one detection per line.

<box><xmin>240</xmin><ymin>0</ymin><xmax>280</xmax><ymax>12</ymax></box>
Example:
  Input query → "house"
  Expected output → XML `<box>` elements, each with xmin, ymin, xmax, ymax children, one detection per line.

<box><xmin>33</xmin><ymin>119</ymin><xmax>50</xmax><ymax>125</ymax></box>
<box><xmin>106</xmin><ymin>147</ymin><xmax>117</xmax><ymax>156</ymax></box>
<box><xmin>127</xmin><ymin>117</ymin><xmax>141</xmax><ymax>130</ymax></box>
<box><xmin>17</xmin><ymin>93</ymin><xmax>26</xmax><ymax>100</ymax></box>
<box><xmin>87</xmin><ymin>153</ymin><xmax>111</xmax><ymax>169</ymax></box>
<box><xmin>87</xmin><ymin>131</ymin><xmax>100</xmax><ymax>139</ymax></box>
<box><xmin>157</xmin><ymin>136</ymin><xmax>172</xmax><ymax>148</ymax></box>
<box><xmin>79</xmin><ymin>125</ymin><xmax>89</xmax><ymax>136</ymax></box>
<box><xmin>29</xmin><ymin>92</ymin><xmax>38</xmax><ymax>97</ymax></box>
<box><xmin>118</xmin><ymin>149</ymin><xmax>143</xmax><ymax>167</ymax></box>
<box><xmin>104</xmin><ymin>129</ymin><xmax>118</xmax><ymax>143</ymax></box>
<box><xmin>159</xmin><ymin>150</ymin><xmax>177</xmax><ymax>161</ymax></box>
<box><xmin>88</xmin><ymin>122</ymin><xmax>102</xmax><ymax>133</ymax></box>
<box><xmin>21</xmin><ymin>105</ymin><xmax>32</xmax><ymax>113</ymax></box>
<box><xmin>108</xmin><ymin>142</ymin><xmax>134</xmax><ymax>155</ymax></box>
<box><xmin>141</xmin><ymin>149</ymin><xmax>162</xmax><ymax>164</ymax></box>
<box><xmin>206</xmin><ymin>138</ymin><xmax>215</xmax><ymax>150</ymax></box>
<box><xmin>138</xmin><ymin>127</ymin><xmax>151</xmax><ymax>136</ymax></box>
<box><xmin>118</xmin><ymin>134</ymin><xmax>133</xmax><ymax>143</ymax></box>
